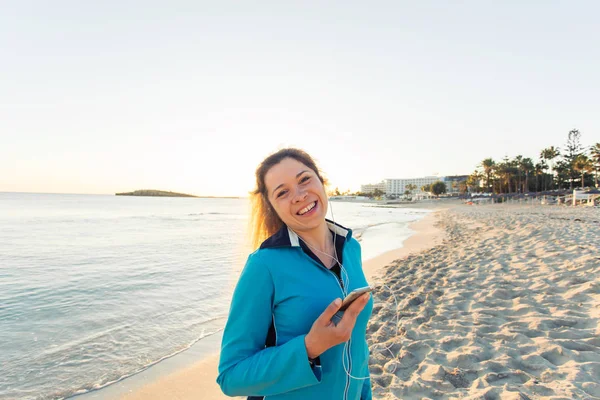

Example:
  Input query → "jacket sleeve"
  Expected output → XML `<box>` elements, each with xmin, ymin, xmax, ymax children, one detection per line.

<box><xmin>361</xmin><ymin>376</ymin><xmax>372</xmax><ymax>399</ymax></box>
<box><xmin>216</xmin><ymin>253</ymin><xmax>322</xmax><ymax>397</ymax></box>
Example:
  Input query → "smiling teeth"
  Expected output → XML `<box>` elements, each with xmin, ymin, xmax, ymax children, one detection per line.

<box><xmin>298</xmin><ymin>201</ymin><xmax>316</xmax><ymax>215</ymax></box>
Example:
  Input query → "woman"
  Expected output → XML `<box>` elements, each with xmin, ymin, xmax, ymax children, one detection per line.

<box><xmin>217</xmin><ymin>148</ymin><xmax>373</xmax><ymax>400</ymax></box>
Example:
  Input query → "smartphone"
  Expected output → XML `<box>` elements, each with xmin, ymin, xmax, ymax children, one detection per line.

<box><xmin>339</xmin><ymin>285</ymin><xmax>372</xmax><ymax>312</ymax></box>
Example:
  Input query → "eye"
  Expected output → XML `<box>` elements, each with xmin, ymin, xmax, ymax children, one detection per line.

<box><xmin>276</xmin><ymin>190</ymin><xmax>288</xmax><ymax>198</ymax></box>
<box><xmin>300</xmin><ymin>176</ymin><xmax>310</xmax><ymax>184</ymax></box>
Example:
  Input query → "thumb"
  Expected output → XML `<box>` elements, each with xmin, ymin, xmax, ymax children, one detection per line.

<box><xmin>317</xmin><ymin>298</ymin><xmax>342</xmax><ymax>325</ymax></box>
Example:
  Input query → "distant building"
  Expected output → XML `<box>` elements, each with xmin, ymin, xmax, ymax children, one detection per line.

<box><xmin>360</xmin><ymin>181</ymin><xmax>386</xmax><ymax>194</ymax></box>
<box><xmin>361</xmin><ymin>176</ymin><xmax>468</xmax><ymax>197</ymax></box>
<box><xmin>443</xmin><ymin>175</ymin><xmax>469</xmax><ymax>194</ymax></box>
<box><xmin>384</xmin><ymin>177</ymin><xmax>443</xmax><ymax>196</ymax></box>
<box><xmin>330</xmin><ymin>195</ymin><xmax>371</xmax><ymax>202</ymax></box>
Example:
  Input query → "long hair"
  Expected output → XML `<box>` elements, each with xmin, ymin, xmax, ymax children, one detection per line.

<box><xmin>249</xmin><ymin>148</ymin><xmax>328</xmax><ymax>250</ymax></box>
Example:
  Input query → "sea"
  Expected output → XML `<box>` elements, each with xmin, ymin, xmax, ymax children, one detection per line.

<box><xmin>0</xmin><ymin>193</ymin><xmax>431</xmax><ymax>400</ymax></box>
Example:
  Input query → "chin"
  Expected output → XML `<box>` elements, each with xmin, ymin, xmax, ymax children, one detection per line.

<box><xmin>294</xmin><ymin>215</ymin><xmax>326</xmax><ymax>232</ymax></box>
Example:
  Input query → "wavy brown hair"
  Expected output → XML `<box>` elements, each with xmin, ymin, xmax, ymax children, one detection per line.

<box><xmin>249</xmin><ymin>148</ymin><xmax>328</xmax><ymax>250</ymax></box>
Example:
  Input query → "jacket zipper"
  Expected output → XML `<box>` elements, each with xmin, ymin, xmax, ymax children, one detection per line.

<box><xmin>299</xmin><ymin>251</ymin><xmax>351</xmax><ymax>400</ymax></box>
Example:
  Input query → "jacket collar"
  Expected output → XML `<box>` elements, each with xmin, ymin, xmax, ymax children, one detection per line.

<box><xmin>260</xmin><ymin>219</ymin><xmax>352</xmax><ymax>249</ymax></box>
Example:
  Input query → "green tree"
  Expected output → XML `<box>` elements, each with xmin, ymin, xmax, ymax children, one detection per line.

<box><xmin>534</xmin><ymin>162</ymin><xmax>545</xmax><ymax>192</ymax></box>
<box><xmin>431</xmin><ymin>181</ymin><xmax>447</xmax><ymax>197</ymax></box>
<box><xmin>554</xmin><ymin>160</ymin><xmax>569</xmax><ymax>189</ymax></box>
<box><xmin>421</xmin><ymin>184</ymin><xmax>432</xmax><ymax>193</ymax></box>
<box><xmin>466</xmin><ymin>171</ymin><xmax>483</xmax><ymax>193</ymax></box>
<box><xmin>540</xmin><ymin>146</ymin><xmax>560</xmax><ymax>190</ymax></box>
<box><xmin>372</xmin><ymin>188</ymin><xmax>384</xmax><ymax>197</ymax></box>
<box><xmin>513</xmin><ymin>155</ymin><xmax>523</xmax><ymax>192</ymax></box>
<box><xmin>520</xmin><ymin>157</ymin><xmax>534</xmax><ymax>192</ymax></box>
<box><xmin>573</xmin><ymin>155</ymin><xmax>594</xmax><ymax>189</ymax></box>
<box><xmin>496</xmin><ymin>158</ymin><xmax>516</xmax><ymax>193</ymax></box>
<box><xmin>564</xmin><ymin>129</ymin><xmax>584</xmax><ymax>189</ymax></box>
<box><xmin>512</xmin><ymin>155</ymin><xmax>536</xmax><ymax>192</ymax></box>
<box><xmin>480</xmin><ymin>158</ymin><xmax>495</xmax><ymax>193</ymax></box>
<box><xmin>590</xmin><ymin>143</ymin><xmax>600</xmax><ymax>188</ymax></box>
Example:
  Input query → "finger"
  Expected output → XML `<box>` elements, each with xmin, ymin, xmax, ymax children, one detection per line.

<box><xmin>347</xmin><ymin>293</ymin><xmax>370</xmax><ymax>314</ymax></box>
<box><xmin>316</xmin><ymin>298</ymin><xmax>342</xmax><ymax>325</ymax></box>
<box><xmin>338</xmin><ymin>293</ymin><xmax>370</xmax><ymax>324</ymax></box>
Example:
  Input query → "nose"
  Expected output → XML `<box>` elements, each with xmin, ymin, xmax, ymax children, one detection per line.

<box><xmin>292</xmin><ymin>187</ymin><xmax>308</xmax><ymax>203</ymax></box>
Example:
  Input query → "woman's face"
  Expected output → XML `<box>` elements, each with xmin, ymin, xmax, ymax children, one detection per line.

<box><xmin>264</xmin><ymin>157</ymin><xmax>328</xmax><ymax>233</ymax></box>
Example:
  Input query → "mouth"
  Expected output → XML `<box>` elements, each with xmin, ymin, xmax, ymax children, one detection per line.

<box><xmin>297</xmin><ymin>200</ymin><xmax>318</xmax><ymax>216</ymax></box>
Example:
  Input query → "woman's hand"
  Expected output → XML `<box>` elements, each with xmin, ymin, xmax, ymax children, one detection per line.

<box><xmin>304</xmin><ymin>293</ymin><xmax>370</xmax><ymax>359</ymax></box>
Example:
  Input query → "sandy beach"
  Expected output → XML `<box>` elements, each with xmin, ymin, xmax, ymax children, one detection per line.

<box><xmin>369</xmin><ymin>204</ymin><xmax>600</xmax><ymax>399</ymax></box>
<box><xmin>118</xmin><ymin>207</ymin><xmax>446</xmax><ymax>400</ymax></box>
<box><xmin>117</xmin><ymin>202</ymin><xmax>600</xmax><ymax>399</ymax></box>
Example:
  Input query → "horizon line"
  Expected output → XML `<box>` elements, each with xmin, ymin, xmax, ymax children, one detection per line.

<box><xmin>0</xmin><ymin>190</ymin><xmax>249</xmax><ymax>198</ymax></box>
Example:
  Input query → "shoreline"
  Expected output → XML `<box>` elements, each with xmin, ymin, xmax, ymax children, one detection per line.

<box><xmin>108</xmin><ymin>210</ymin><xmax>447</xmax><ymax>400</ymax></box>
<box><xmin>362</xmin><ymin>210</ymin><xmax>447</xmax><ymax>281</ymax></box>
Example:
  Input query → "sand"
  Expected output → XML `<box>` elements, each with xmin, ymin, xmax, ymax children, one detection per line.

<box><xmin>119</xmin><ymin>354</ymin><xmax>229</xmax><ymax>400</ymax></box>
<box><xmin>362</xmin><ymin>211</ymin><xmax>447</xmax><ymax>281</ymax></box>
<box><xmin>118</xmin><ymin>208</ymin><xmax>445</xmax><ymax>400</ymax></box>
<box><xmin>116</xmin><ymin>202</ymin><xmax>600</xmax><ymax>399</ymax></box>
<box><xmin>368</xmin><ymin>204</ymin><xmax>600</xmax><ymax>399</ymax></box>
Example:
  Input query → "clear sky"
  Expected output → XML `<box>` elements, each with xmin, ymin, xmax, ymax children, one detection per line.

<box><xmin>1</xmin><ymin>1</ymin><xmax>598</xmax><ymax>196</ymax></box>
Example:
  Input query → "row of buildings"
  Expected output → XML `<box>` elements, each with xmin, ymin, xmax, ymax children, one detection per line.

<box><xmin>361</xmin><ymin>176</ymin><xmax>468</xmax><ymax>196</ymax></box>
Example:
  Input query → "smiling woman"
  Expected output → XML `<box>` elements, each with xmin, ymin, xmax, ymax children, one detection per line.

<box><xmin>216</xmin><ymin>148</ymin><xmax>374</xmax><ymax>400</ymax></box>
<box><xmin>248</xmin><ymin>149</ymin><xmax>329</xmax><ymax>251</ymax></box>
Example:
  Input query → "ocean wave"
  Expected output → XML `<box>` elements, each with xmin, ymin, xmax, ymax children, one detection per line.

<box><xmin>1</xmin><ymin>196</ymin><xmax>423</xmax><ymax>399</ymax></box>
<box><xmin>59</xmin><ymin>323</ymin><xmax>226</xmax><ymax>400</ymax></box>
<box><xmin>2</xmin><ymin>318</ymin><xmax>227</xmax><ymax>400</ymax></box>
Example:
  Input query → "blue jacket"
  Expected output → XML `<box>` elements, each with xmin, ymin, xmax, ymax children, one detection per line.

<box><xmin>217</xmin><ymin>220</ymin><xmax>373</xmax><ymax>400</ymax></box>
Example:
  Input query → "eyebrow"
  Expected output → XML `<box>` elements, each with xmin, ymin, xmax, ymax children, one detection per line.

<box><xmin>271</xmin><ymin>170</ymin><xmax>310</xmax><ymax>197</ymax></box>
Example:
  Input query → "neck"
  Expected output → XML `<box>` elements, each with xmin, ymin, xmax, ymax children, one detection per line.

<box><xmin>295</xmin><ymin>220</ymin><xmax>332</xmax><ymax>253</ymax></box>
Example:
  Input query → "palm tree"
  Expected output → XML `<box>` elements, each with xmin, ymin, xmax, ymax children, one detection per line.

<box><xmin>539</xmin><ymin>160</ymin><xmax>549</xmax><ymax>191</ymax></box>
<box><xmin>591</xmin><ymin>143</ymin><xmax>600</xmax><ymax>188</ymax></box>
<box><xmin>573</xmin><ymin>155</ymin><xmax>594</xmax><ymax>189</ymax></box>
<box><xmin>521</xmin><ymin>157</ymin><xmax>534</xmax><ymax>193</ymax></box>
<box><xmin>466</xmin><ymin>171</ymin><xmax>483</xmax><ymax>193</ymax></box>
<box><xmin>506</xmin><ymin>158</ymin><xmax>520</xmax><ymax>193</ymax></box>
<box><xmin>554</xmin><ymin>160</ymin><xmax>569</xmax><ymax>189</ymax></box>
<box><xmin>534</xmin><ymin>162</ymin><xmax>545</xmax><ymax>192</ymax></box>
<box><xmin>514</xmin><ymin>155</ymin><xmax>524</xmax><ymax>192</ymax></box>
<box><xmin>540</xmin><ymin>146</ymin><xmax>560</xmax><ymax>190</ymax></box>
<box><xmin>480</xmin><ymin>158</ymin><xmax>495</xmax><ymax>193</ymax></box>
<box><xmin>495</xmin><ymin>160</ymin><xmax>512</xmax><ymax>193</ymax></box>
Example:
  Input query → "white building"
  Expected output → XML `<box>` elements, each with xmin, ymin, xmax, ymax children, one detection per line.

<box><xmin>384</xmin><ymin>177</ymin><xmax>443</xmax><ymax>196</ymax></box>
<box><xmin>360</xmin><ymin>181</ymin><xmax>386</xmax><ymax>194</ymax></box>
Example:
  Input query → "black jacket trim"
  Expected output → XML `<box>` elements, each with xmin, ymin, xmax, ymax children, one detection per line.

<box><xmin>259</xmin><ymin>219</ymin><xmax>352</xmax><ymax>250</ymax></box>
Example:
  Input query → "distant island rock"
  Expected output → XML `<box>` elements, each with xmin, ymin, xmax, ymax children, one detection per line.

<box><xmin>116</xmin><ymin>190</ymin><xmax>198</xmax><ymax>198</ymax></box>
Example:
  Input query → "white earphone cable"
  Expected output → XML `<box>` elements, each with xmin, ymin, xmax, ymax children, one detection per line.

<box><xmin>330</xmin><ymin>199</ymin><xmax>401</xmax><ymax>377</ymax></box>
<box><xmin>294</xmin><ymin>198</ymin><xmax>402</xmax><ymax>380</ymax></box>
